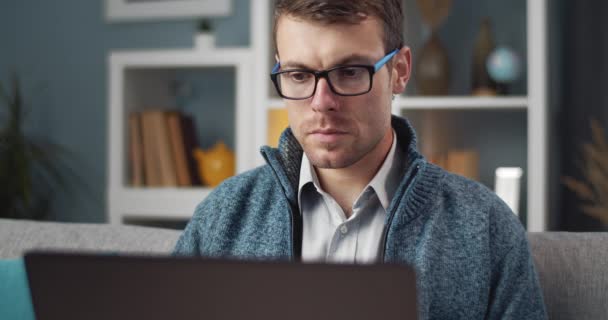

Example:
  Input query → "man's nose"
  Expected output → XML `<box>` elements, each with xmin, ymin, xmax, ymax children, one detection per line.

<box><xmin>311</xmin><ymin>78</ymin><xmax>339</xmax><ymax>112</ymax></box>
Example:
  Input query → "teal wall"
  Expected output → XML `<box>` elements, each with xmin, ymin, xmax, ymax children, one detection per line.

<box><xmin>0</xmin><ymin>1</ymin><xmax>16</xmax><ymax>84</ymax></box>
<box><xmin>1</xmin><ymin>0</ymin><xmax>544</xmax><ymax>224</ymax></box>
<box><xmin>0</xmin><ymin>0</ymin><xmax>249</xmax><ymax>222</ymax></box>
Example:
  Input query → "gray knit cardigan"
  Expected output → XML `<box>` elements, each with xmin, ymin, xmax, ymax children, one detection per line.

<box><xmin>174</xmin><ymin>115</ymin><xmax>547</xmax><ymax>319</ymax></box>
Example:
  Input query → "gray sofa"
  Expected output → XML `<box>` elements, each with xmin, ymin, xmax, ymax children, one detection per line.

<box><xmin>1</xmin><ymin>218</ymin><xmax>607</xmax><ymax>320</ymax></box>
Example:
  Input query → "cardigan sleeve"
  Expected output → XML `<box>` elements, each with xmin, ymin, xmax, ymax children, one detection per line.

<box><xmin>172</xmin><ymin>218</ymin><xmax>201</xmax><ymax>256</ymax></box>
<box><xmin>485</xmin><ymin>212</ymin><xmax>548</xmax><ymax>319</ymax></box>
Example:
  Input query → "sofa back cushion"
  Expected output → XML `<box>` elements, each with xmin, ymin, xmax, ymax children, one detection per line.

<box><xmin>528</xmin><ymin>232</ymin><xmax>608</xmax><ymax>320</ymax></box>
<box><xmin>0</xmin><ymin>219</ymin><xmax>181</xmax><ymax>259</ymax></box>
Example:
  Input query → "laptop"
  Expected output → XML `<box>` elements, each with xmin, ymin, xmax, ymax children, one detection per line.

<box><xmin>24</xmin><ymin>252</ymin><xmax>418</xmax><ymax>320</ymax></box>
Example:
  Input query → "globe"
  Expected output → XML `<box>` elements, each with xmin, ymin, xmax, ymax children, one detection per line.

<box><xmin>486</xmin><ymin>47</ymin><xmax>521</xmax><ymax>83</ymax></box>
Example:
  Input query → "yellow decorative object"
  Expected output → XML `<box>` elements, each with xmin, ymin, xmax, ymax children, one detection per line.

<box><xmin>193</xmin><ymin>141</ymin><xmax>235</xmax><ymax>187</ymax></box>
<box><xmin>267</xmin><ymin>108</ymin><xmax>289</xmax><ymax>147</ymax></box>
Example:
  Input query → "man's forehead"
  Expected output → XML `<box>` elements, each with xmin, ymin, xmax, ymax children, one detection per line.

<box><xmin>275</xmin><ymin>15</ymin><xmax>384</xmax><ymax>68</ymax></box>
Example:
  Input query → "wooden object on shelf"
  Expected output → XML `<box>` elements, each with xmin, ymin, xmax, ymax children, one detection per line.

<box><xmin>446</xmin><ymin>149</ymin><xmax>479</xmax><ymax>181</ymax></box>
<box><xmin>140</xmin><ymin>111</ymin><xmax>162</xmax><ymax>186</ymax></box>
<box><xmin>150</xmin><ymin>111</ymin><xmax>178</xmax><ymax>187</ymax></box>
<box><xmin>416</xmin><ymin>32</ymin><xmax>451</xmax><ymax>95</ymax></box>
<box><xmin>166</xmin><ymin>112</ymin><xmax>192</xmax><ymax>187</ymax></box>
<box><xmin>128</xmin><ymin>113</ymin><xmax>145</xmax><ymax>186</ymax></box>
<box><xmin>415</xmin><ymin>0</ymin><xmax>452</xmax><ymax>96</ymax></box>
<box><xmin>416</xmin><ymin>0</ymin><xmax>452</xmax><ymax>29</ymax></box>
<box><xmin>471</xmin><ymin>17</ymin><xmax>498</xmax><ymax>96</ymax></box>
<box><xmin>267</xmin><ymin>108</ymin><xmax>289</xmax><ymax>147</ymax></box>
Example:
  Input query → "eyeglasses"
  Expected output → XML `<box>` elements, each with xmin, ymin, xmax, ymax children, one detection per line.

<box><xmin>270</xmin><ymin>49</ymin><xmax>399</xmax><ymax>100</ymax></box>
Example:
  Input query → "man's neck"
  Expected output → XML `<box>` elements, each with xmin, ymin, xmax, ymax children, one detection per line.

<box><xmin>315</xmin><ymin>129</ymin><xmax>394</xmax><ymax>217</ymax></box>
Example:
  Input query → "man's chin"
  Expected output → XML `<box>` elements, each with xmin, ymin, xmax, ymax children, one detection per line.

<box><xmin>305</xmin><ymin>151</ymin><xmax>356</xmax><ymax>169</ymax></box>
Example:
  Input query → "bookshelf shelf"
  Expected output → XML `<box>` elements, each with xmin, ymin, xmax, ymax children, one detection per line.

<box><xmin>107</xmin><ymin>47</ymin><xmax>254</xmax><ymax>224</ymax></box>
<box><xmin>394</xmin><ymin>96</ymin><xmax>528</xmax><ymax>110</ymax></box>
<box><xmin>268</xmin><ymin>96</ymin><xmax>528</xmax><ymax>111</ymax></box>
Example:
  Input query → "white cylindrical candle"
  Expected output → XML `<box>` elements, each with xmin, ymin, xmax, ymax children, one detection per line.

<box><xmin>494</xmin><ymin>167</ymin><xmax>523</xmax><ymax>215</ymax></box>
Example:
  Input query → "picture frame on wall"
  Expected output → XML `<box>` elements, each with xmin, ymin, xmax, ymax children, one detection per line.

<box><xmin>105</xmin><ymin>0</ymin><xmax>232</xmax><ymax>22</ymax></box>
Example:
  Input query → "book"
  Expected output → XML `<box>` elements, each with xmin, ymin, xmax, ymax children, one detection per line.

<box><xmin>128</xmin><ymin>113</ymin><xmax>144</xmax><ymax>187</ymax></box>
<box><xmin>166</xmin><ymin>112</ymin><xmax>192</xmax><ymax>187</ymax></box>
<box><xmin>181</xmin><ymin>115</ymin><xmax>202</xmax><ymax>186</ymax></box>
<box><xmin>148</xmin><ymin>111</ymin><xmax>178</xmax><ymax>187</ymax></box>
<box><xmin>140</xmin><ymin>111</ymin><xmax>162</xmax><ymax>186</ymax></box>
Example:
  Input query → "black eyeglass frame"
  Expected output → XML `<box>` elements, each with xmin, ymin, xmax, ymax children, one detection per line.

<box><xmin>270</xmin><ymin>65</ymin><xmax>376</xmax><ymax>100</ymax></box>
<box><xmin>269</xmin><ymin>48</ymin><xmax>400</xmax><ymax>100</ymax></box>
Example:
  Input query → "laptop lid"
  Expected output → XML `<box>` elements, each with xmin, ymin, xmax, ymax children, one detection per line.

<box><xmin>25</xmin><ymin>252</ymin><xmax>418</xmax><ymax>320</ymax></box>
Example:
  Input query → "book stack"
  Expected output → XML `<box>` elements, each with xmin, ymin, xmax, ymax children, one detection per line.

<box><xmin>128</xmin><ymin>110</ymin><xmax>201</xmax><ymax>187</ymax></box>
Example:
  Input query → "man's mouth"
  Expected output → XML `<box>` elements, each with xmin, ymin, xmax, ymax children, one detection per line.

<box><xmin>309</xmin><ymin>129</ymin><xmax>348</xmax><ymax>144</ymax></box>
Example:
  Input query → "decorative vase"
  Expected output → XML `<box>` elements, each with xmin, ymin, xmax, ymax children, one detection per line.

<box><xmin>416</xmin><ymin>31</ymin><xmax>451</xmax><ymax>95</ymax></box>
<box><xmin>193</xmin><ymin>141</ymin><xmax>235</xmax><ymax>187</ymax></box>
<box><xmin>414</xmin><ymin>0</ymin><xmax>453</xmax><ymax>95</ymax></box>
<box><xmin>471</xmin><ymin>18</ymin><xmax>498</xmax><ymax>96</ymax></box>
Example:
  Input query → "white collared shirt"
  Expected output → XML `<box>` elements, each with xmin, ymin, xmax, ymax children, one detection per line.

<box><xmin>298</xmin><ymin>131</ymin><xmax>403</xmax><ymax>264</ymax></box>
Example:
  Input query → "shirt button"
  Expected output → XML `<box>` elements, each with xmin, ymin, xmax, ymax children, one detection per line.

<box><xmin>340</xmin><ymin>225</ymin><xmax>348</xmax><ymax>234</ymax></box>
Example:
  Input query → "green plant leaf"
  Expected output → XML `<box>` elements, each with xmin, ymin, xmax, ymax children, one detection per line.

<box><xmin>581</xmin><ymin>205</ymin><xmax>608</xmax><ymax>226</ymax></box>
<box><xmin>0</xmin><ymin>74</ymin><xmax>99</xmax><ymax>220</ymax></box>
<box><xmin>562</xmin><ymin>176</ymin><xmax>595</xmax><ymax>201</ymax></box>
<box><xmin>590</xmin><ymin>118</ymin><xmax>608</xmax><ymax>152</ymax></box>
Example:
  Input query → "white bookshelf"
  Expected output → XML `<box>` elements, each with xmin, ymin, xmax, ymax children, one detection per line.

<box><xmin>252</xmin><ymin>0</ymin><xmax>548</xmax><ymax>231</ymax></box>
<box><xmin>107</xmin><ymin>0</ymin><xmax>548</xmax><ymax>231</ymax></box>
<box><xmin>107</xmin><ymin>46</ymin><xmax>254</xmax><ymax>224</ymax></box>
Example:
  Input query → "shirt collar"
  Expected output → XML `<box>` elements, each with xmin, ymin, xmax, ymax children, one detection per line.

<box><xmin>367</xmin><ymin>129</ymin><xmax>399</xmax><ymax>209</ymax></box>
<box><xmin>297</xmin><ymin>130</ymin><xmax>401</xmax><ymax>211</ymax></box>
<box><xmin>298</xmin><ymin>152</ymin><xmax>318</xmax><ymax>211</ymax></box>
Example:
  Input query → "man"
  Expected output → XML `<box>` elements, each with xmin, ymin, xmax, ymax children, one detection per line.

<box><xmin>174</xmin><ymin>0</ymin><xmax>547</xmax><ymax>318</ymax></box>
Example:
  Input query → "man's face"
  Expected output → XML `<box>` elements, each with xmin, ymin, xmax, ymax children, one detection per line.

<box><xmin>275</xmin><ymin>15</ymin><xmax>408</xmax><ymax>169</ymax></box>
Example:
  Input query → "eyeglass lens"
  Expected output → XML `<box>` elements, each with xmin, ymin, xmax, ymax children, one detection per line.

<box><xmin>277</xmin><ymin>66</ymin><xmax>371</xmax><ymax>99</ymax></box>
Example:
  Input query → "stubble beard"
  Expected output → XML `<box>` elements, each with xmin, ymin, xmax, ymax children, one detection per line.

<box><xmin>302</xmin><ymin>133</ymin><xmax>384</xmax><ymax>169</ymax></box>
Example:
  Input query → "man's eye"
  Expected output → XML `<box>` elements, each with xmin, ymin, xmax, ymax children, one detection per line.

<box><xmin>339</xmin><ymin>67</ymin><xmax>363</xmax><ymax>78</ymax></box>
<box><xmin>288</xmin><ymin>72</ymin><xmax>312</xmax><ymax>82</ymax></box>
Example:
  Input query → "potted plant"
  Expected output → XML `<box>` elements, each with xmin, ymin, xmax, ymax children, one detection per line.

<box><xmin>562</xmin><ymin>118</ymin><xmax>608</xmax><ymax>227</ymax></box>
<box><xmin>0</xmin><ymin>75</ymin><xmax>69</xmax><ymax>220</ymax></box>
<box><xmin>195</xmin><ymin>19</ymin><xmax>215</xmax><ymax>49</ymax></box>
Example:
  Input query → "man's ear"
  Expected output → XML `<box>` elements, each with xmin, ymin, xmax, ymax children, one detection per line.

<box><xmin>275</xmin><ymin>53</ymin><xmax>280</xmax><ymax>63</ymax></box>
<box><xmin>391</xmin><ymin>47</ymin><xmax>412</xmax><ymax>95</ymax></box>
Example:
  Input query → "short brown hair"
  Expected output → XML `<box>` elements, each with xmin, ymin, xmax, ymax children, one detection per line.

<box><xmin>273</xmin><ymin>0</ymin><xmax>404</xmax><ymax>55</ymax></box>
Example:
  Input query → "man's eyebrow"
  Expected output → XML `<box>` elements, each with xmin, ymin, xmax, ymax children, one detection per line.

<box><xmin>332</xmin><ymin>54</ymin><xmax>375</xmax><ymax>66</ymax></box>
<box><xmin>279</xmin><ymin>54</ymin><xmax>376</xmax><ymax>70</ymax></box>
<box><xmin>279</xmin><ymin>61</ymin><xmax>311</xmax><ymax>70</ymax></box>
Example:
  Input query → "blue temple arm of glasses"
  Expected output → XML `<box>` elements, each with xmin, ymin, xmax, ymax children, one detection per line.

<box><xmin>374</xmin><ymin>49</ymin><xmax>399</xmax><ymax>72</ymax></box>
<box><xmin>271</xmin><ymin>62</ymin><xmax>281</xmax><ymax>74</ymax></box>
